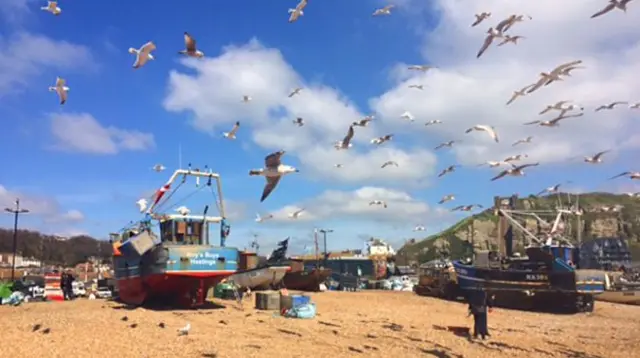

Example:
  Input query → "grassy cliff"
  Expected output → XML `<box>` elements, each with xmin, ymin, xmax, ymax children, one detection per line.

<box><xmin>398</xmin><ymin>192</ymin><xmax>640</xmax><ymax>265</ymax></box>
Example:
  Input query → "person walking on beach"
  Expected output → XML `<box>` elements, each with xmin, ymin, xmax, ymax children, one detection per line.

<box><xmin>60</xmin><ymin>272</ymin><xmax>68</xmax><ymax>300</ymax></box>
<box><xmin>468</xmin><ymin>290</ymin><xmax>494</xmax><ymax>340</ymax></box>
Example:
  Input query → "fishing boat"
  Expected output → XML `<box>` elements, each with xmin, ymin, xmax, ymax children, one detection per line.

<box><xmin>453</xmin><ymin>195</ymin><xmax>606</xmax><ymax>313</ymax></box>
<box><xmin>595</xmin><ymin>272</ymin><xmax>640</xmax><ymax>305</ymax></box>
<box><xmin>263</xmin><ymin>237</ymin><xmax>331</xmax><ymax>292</ymax></box>
<box><xmin>227</xmin><ymin>251</ymin><xmax>289</xmax><ymax>290</ymax></box>
<box><xmin>111</xmin><ymin>165</ymin><xmax>240</xmax><ymax>307</ymax></box>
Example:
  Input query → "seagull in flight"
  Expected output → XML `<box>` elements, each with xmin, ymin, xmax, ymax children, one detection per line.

<box><xmin>471</xmin><ymin>12</ymin><xmax>491</xmax><ymax>27</ymax></box>
<box><xmin>452</xmin><ymin>204</ymin><xmax>483</xmax><ymax>212</ymax></box>
<box><xmin>477</xmin><ymin>28</ymin><xmax>503</xmax><ymax>59</ymax></box>
<box><xmin>255</xmin><ymin>213</ymin><xmax>274</xmax><ymax>223</ymax></box>
<box><xmin>222</xmin><ymin>121</ymin><xmax>240</xmax><ymax>139</ymax></box>
<box><xmin>353</xmin><ymin>115</ymin><xmax>374</xmax><ymax>127</ymax></box>
<box><xmin>477</xmin><ymin>161</ymin><xmax>508</xmax><ymax>168</ymax></box>
<box><xmin>41</xmin><ymin>1</ymin><xmax>61</xmax><ymax>15</ymax></box>
<box><xmin>498</xmin><ymin>35</ymin><xmax>525</xmax><ymax>46</ymax></box>
<box><xmin>438</xmin><ymin>165</ymin><xmax>459</xmax><ymax>178</ymax></box>
<box><xmin>536</xmin><ymin>183</ymin><xmax>562</xmax><ymax>196</ymax></box>
<box><xmin>371</xmin><ymin>134</ymin><xmax>393</xmax><ymax>145</ymax></box>
<box><xmin>293</xmin><ymin>117</ymin><xmax>304</xmax><ymax>127</ymax></box>
<box><xmin>425</xmin><ymin>119</ymin><xmax>442</xmax><ymax>126</ymax></box>
<box><xmin>496</xmin><ymin>14</ymin><xmax>532</xmax><ymax>33</ymax></box>
<box><xmin>438</xmin><ymin>194</ymin><xmax>455</xmax><ymax>204</ymax></box>
<box><xmin>408</xmin><ymin>65</ymin><xmax>435</xmax><ymax>72</ymax></box>
<box><xmin>373</xmin><ymin>5</ymin><xmax>395</xmax><ymax>16</ymax></box>
<box><xmin>401</xmin><ymin>111</ymin><xmax>415</xmax><ymax>121</ymax></box>
<box><xmin>491</xmin><ymin>163</ymin><xmax>539</xmax><ymax>181</ymax></box>
<box><xmin>249</xmin><ymin>150</ymin><xmax>299</xmax><ymax>202</ymax></box>
<box><xmin>584</xmin><ymin>150</ymin><xmax>609</xmax><ymax>164</ymax></box>
<box><xmin>288</xmin><ymin>0</ymin><xmax>308</xmax><ymax>23</ymax></box>
<box><xmin>179</xmin><ymin>32</ymin><xmax>204</xmax><ymax>58</ymax></box>
<box><xmin>465</xmin><ymin>125</ymin><xmax>499</xmax><ymax>142</ymax></box>
<box><xmin>129</xmin><ymin>41</ymin><xmax>156</xmax><ymax>69</ymax></box>
<box><xmin>176</xmin><ymin>206</ymin><xmax>191</xmax><ymax>216</ymax></box>
<box><xmin>524</xmin><ymin>112</ymin><xmax>584</xmax><ymax>127</ymax></box>
<box><xmin>434</xmin><ymin>140</ymin><xmax>458</xmax><ymax>150</ymax></box>
<box><xmin>591</xmin><ymin>0</ymin><xmax>633</xmax><ymax>19</ymax></box>
<box><xmin>630</xmin><ymin>102</ymin><xmax>640</xmax><ymax>109</ymax></box>
<box><xmin>289</xmin><ymin>208</ymin><xmax>305</xmax><ymax>219</ymax></box>
<box><xmin>381</xmin><ymin>161</ymin><xmax>399</xmax><ymax>168</ymax></box>
<box><xmin>527</xmin><ymin>60</ymin><xmax>583</xmax><ymax>93</ymax></box>
<box><xmin>369</xmin><ymin>200</ymin><xmax>388</xmax><ymax>208</ymax></box>
<box><xmin>334</xmin><ymin>164</ymin><xmax>344</xmax><ymax>168</ymax></box>
<box><xmin>413</xmin><ymin>225</ymin><xmax>426</xmax><ymax>232</ymax></box>
<box><xmin>408</xmin><ymin>84</ymin><xmax>424</xmax><ymax>90</ymax></box>
<box><xmin>48</xmin><ymin>77</ymin><xmax>69</xmax><ymax>105</ymax></box>
<box><xmin>539</xmin><ymin>101</ymin><xmax>573</xmax><ymax>115</ymax></box>
<box><xmin>504</xmin><ymin>154</ymin><xmax>527</xmax><ymax>163</ymax></box>
<box><xmin>335</xmin><ymin>126</ymin><xmax>354</xmax><ymax>150</ymax></box>
<box><xmin>242</xmin><ymin>95</ymin><xmax>252</xmax><ymax>103</ymax></box>
<box><xmin>136</xmin><ymin>199</ymin><xmax>148</xmax><ymax>213</ymax></box>
<box><xmin>506</xmin><ymin>84</ymin><xmax>535</xmax><ymax>105</ymax></box>
<box><xmin>152</xmin><ymin>164</ymin><xmax>166</xmax><ymax>172</ymax></box>
<box><xmin>595</xmin><ymin>101</ymin><xmax>628</xmax><ymax>111</ymax></box>
<box><xmin>288</xmin><ymin>87</ymin><xmax>303</xmax><ymax>97</ymax></box>
<box><xmin>610</xmin><ymin>171</ymin><xmax>640</xmax><ymax>180</ymax></box>
<box><xmin>512</xmin><ymin>136</ymin><xmax>533</xmax><ymax>146</ymax></box>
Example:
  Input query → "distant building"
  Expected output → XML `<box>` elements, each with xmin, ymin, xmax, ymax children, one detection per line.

<box><xmin>0</xmin><ymin>252</ymin><xmax>41</xmax><ymax>268</ymax></box>
<box><xmin>366</xmin><ymin>238</ymin><xmax>396</xmax><ymax>256</ymax></box>
<box><xmin>579</xmin><ymin>238</ymin><xmax>632</xmax><ymax>270</ymax></box>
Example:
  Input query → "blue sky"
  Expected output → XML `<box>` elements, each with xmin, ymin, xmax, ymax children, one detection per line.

<box><xmin>1</xmin><ymin>0</ymin><xmax>639</xmax><ymax>254</ymax></box>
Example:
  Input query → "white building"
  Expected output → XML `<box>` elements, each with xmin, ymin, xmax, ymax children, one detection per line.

<box><xmin>365</xmin><ymin>238</ymin><xmax>396</xmax><ymax>256</ymax></box>
<box><xmin>0</xmin><ymin>253</ymin><xmax>41</xmax><ymax>268</ymax></box>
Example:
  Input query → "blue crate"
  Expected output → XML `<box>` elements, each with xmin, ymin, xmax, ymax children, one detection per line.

<box><xmin>291</xmin><ymin>295</ymin><xmax>310</xmax><ymax>307</ymax></box>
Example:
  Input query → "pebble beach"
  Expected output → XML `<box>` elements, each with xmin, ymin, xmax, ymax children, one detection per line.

<box><xmin>2</xmin><ymin>290</ymin><xmax>639</xmax><ymax>358</ymax></box>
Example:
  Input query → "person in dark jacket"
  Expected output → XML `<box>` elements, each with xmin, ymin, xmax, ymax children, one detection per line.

<box><xmin>468</xmin><ymin>290</ymin><xmax>494</xmax><ymax>340</ymax></box>
<box><xmin>60</xmin><ymin>272</ymin><xmax>68</xmax><ymax>300</ymax></box>
<box><xmin>65</xmin><ymin>272</ymin><xmax>75</xmax><ymax>300</ymax></box>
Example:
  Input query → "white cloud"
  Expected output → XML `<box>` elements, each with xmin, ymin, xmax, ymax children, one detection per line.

<box><xmin>45</xmin><ymin>209</ymin><xmax>85</xmax><ymax>224</ymax></box>
<box><xmin>370</xmin><ymin>0</ymin><xmax>640</xmax><ymax>166</ymax></box>
<box><xmin>49</xmin><ymin>112</ymin><xmax>156</xmax><ymax>154</ymax></box>
<box><xmin>163</xmin><ymin>39</ymin><xmax>438</xmax><ymax>184</ymax></box>
<box><xmin>0</xmin><ymin>184</ymin><xmax>84</xmax><ymax>225</ymax></box>
<box><xmin>268</xmin><ymin>186</ymin><xmax>452</xmax><ymax>224</ymax></box>
<box><xmin>0</xmin><ymin>32</ymin><xmax>96</xmax><ymax>95</ymax></box>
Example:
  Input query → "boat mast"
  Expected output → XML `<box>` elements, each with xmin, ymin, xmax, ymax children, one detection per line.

<box><xmin>314</xmin><ymin>228</ymin><xmax>319</xmax><ymax>268</ymax></box>
<box><xmin>576</xmin><ymin>193</ymin><xmax>582</xmax><ymax>245</ymax></box>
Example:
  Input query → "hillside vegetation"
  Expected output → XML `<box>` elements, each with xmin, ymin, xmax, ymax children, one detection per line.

<box><xmin>398</xmin><ymin>192</ymin><xmax>640</xmax><ymax>264</ymax></box>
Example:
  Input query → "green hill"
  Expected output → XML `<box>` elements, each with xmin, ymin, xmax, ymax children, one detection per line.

<box><xmin>398</xmin><ymin>192</ymin><xmax>640</xmax><ymax>265</ymax></box>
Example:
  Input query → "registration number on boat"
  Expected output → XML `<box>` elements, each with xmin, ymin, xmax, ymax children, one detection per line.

<box><xmin>525</xmin><ymin>274</ymin><xmax>547</xmax><ymax>281</ymax></box>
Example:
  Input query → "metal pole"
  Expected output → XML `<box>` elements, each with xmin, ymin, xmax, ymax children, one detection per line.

<box><xmin>4</xmin><ymin>199</ymin><xmax>29</xmax><ymax>282</ymax></box>
<box><xmin>319</xmin><ymin>229</ymin><xmax>333</xmax><ymax>268</ymax></box>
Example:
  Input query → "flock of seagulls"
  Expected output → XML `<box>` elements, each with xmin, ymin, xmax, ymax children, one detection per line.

<box><xmin>40</xmin><ymin>1</ymin><xmax>638</xmax><ymax>237</ymax></box>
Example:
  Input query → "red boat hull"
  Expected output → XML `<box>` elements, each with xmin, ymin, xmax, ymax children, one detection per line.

<box><xmin>117</xmin><ymin>271</ymin><xmax>235</xmax><ymax>307</ymax></box>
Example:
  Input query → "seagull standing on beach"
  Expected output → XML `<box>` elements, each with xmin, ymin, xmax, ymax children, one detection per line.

<box><xmin>41</xmin><ymin>1</ymin><xmax>61</xmax><ymax>15</ymax></box>
<box><xmin>438</xmin><ymin>194</ymin><xmax>455</xmax><ymax>204</ymax></box>
<box><xmin>591</xmin><ymin>0</ymin><xmax>633</xmax><ymax>19</ymax></box>
<box><xmin>595</xmin><ymin>101</ymin><xmax>628</xmax><ymax>111</ymax></box>
<box><xmin>371</xmin><ymin>134</ymin><xmax>393</xmax><ymax>145</ymax></box>
<box><xmin>471</xmin><ymin>12</ymin><xmax>491</xmax><ymax>27</ymax></box>
<box><xmin>288</xmin><ymin>87</ymin><xmax>303</xmax><ymax>97</ymax></box>
<box><xmin>506</xmin><ymin>84</ymin><xmax>534</xmax><ymax>105</ymax></box>
<box><xmin>512</xmin><ymin>136</ymin><xmax>533</xmax><ymax>146</ymax></box>
<box><xmin>335</xmin><ymin>126</ymin><xmax>354</xmax><ymax>150</ymax></box>
<box><xmin>477</xmin><ymin>28</ymin><xmax>503</xmax><ymax>58</ymax></box>
<box><xmin>288</xmin><ymin>0</ymin><xmax>308</xmax><ymax>23</ymax></box>
<box><xmin>48</xmin><ymin>77</ymin><xmax>69</xmax><ymax>105</ymax></box>
<box><xmin>381</xmin><ymin>161</ymin><xmax>398</xmax><ymax>168</ymax></box>
<box><xmin>289</xmin><ymin>208</ymin><xmax>305</xmax><ymax>219</ymax></box>
<box><xmin>249</xmin><ymin>150</ymin><xmax>299</xmax><ymax>202</ymax></box>
<box><xmin>491</xmin><ymin>163</ymin><xmax>539</xmax><ymax>181</ymax></box>
<box><xmin>177</xmin><ymin>323</ymin><xmax>190</xmax><ymax>336</ymax></box>
<box><xmin>178</xmin><ymin>32</ymin><xmax>204</xmax><ymax>58</ymax></box>
<box><xmin>129</xmin><ymin>41</ymin><xmax>156</xmax><ymax>69</ymax></box>
<box><xmin>438</xmin><ymin>165</ymin><xmax>459</xmax><ymax>178</ymax></box>
<box><xmin>222</xmin><ymin>121</ymin><xmax>240</xmax><ymax>139</ymax></box>
<box><xmin>373</xmin><ymin>5</ymin><xmax>394</xmax><ymax>16</ymax></box>
<box><xmin>584</xmin><ymin>150</ymin><xmax>609</xmax><ymax>164</ymax></box>
<box><xmin>369</xmin><ymin>200</ymin><xmax>388</xmax><ymax>208</ymax></box>
<box><xmin>465</xmin><ymin>125</ymin><xmax>499</xmax><ymax>142</ymax></box>
<box><xmin>610</xmin><ymin>171</ymin><xmax>640</xmax><ymax>180</ymax></box>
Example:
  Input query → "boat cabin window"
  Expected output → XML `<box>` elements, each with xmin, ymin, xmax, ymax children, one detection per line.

<box><xmin>160</xmin><ymin>219</ymin><xmax>205</xmax><ymax>245</ymax></box>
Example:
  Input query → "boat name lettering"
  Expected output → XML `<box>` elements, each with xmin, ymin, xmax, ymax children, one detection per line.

<box><xmin>525</xmin><ymin>274</ymin><xmax>547</xmax><ymax>281</ymax></box>
<box><xmin>184</xmin><ymin>252</ymin><xmax>220</xmax><ymax>265</ymax></box>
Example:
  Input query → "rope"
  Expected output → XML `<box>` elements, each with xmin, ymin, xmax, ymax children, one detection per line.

<box><xmin>208</xmin><ymin>185</ymin><xmax>222</xmax><ymax>217</ymax></box>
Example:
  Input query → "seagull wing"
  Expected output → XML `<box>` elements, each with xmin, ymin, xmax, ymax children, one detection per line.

<box><xmin>260</xmin><ymin>176</ymin><xmax>281</xmax><ymax>202</ymax></box>
<box><xmin>609</xmin><ymin>171</ymin><xmax>631</xmax><ymax>180</ymax></box>
<box><xmin>491</xmin><ymin>170</ymin><xmax>509</xmax><ymax>181</ymax></box>
<box><xmin>526</xmin><ymin>76</ymin><xmax>548</xmax><ymax>94</ymax></box>
<box><xmin>479</xmin><ymin>125</ymin><xmax>498</xmax><ymax>142</ymax></box>
<box><xmin>514</xmin><ymin>163</ymin><xmax>539</xmax><ymax>171</ymax></box>
<box><xmin>265</xmin><ymin>150</ymin><xmax>284</xmax><ymax>169</ymax></box>
<box><xmin>184</xmin><ymin>32</ymin><xmax>197</xmax><ymax>52</ymax></box>
<box><xmin>55</xmin><ymin>77</ymin><xmax>65</xmax><ymax>87</ymax></box>
<box><xmin>140</xmin><ymin>41</ymin><xmax>156</xmax><ymax>55</ymax></box>
<box><xmin>229</xmin><ymin>121</ymin><xmax>240</xmax><ymax>136</ymax></box>
<box><xmin>506</xmin><ymin>91</ymin><xmax>519</xmax><ymax>105</ymax></box>
<box><xmin>342</xmin><ymin>125</ymin><xmax>355</xmax><ymax>147</ymax></box>
<box><xmin>295</xmin><ymin>0</ymin><xmax>308</xmax><ymax>11</ymax></box>
<box><xmin>476</xmin><ymin>34</ymin><xmax>495</xmax><ymax>58</ymax></box>
<box><xmin>58</xmin><ymin>87</ymin><xmax>67</xmax><ymax>104</ymax></box>
<box><xmin>591</xmin><ymin>2</ymin><xmax>617</xmax><ymax>18</ymax></box>
<box><xmin>523</xmin><ymin>120</ymin><xmax>540</xmax><ymax>125</ymax></box>
<box><xmin>593</xmin><ymin>150</ymin><xmax>609</xmax><ymax>160</ymax></box>
<box><xmin>495</xmin><ymin>16</ymin><xmax>514</xmax><ymax>32</ymax></box>
<box><xmin>552</xmin><ymin>60</ymin><xmax>583</xmax><ymax>74</ymax></box>
<box><xmin>451</xmin><ymin>206</ymin><xmax>464</xmax><ymax>211</ymax></box>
